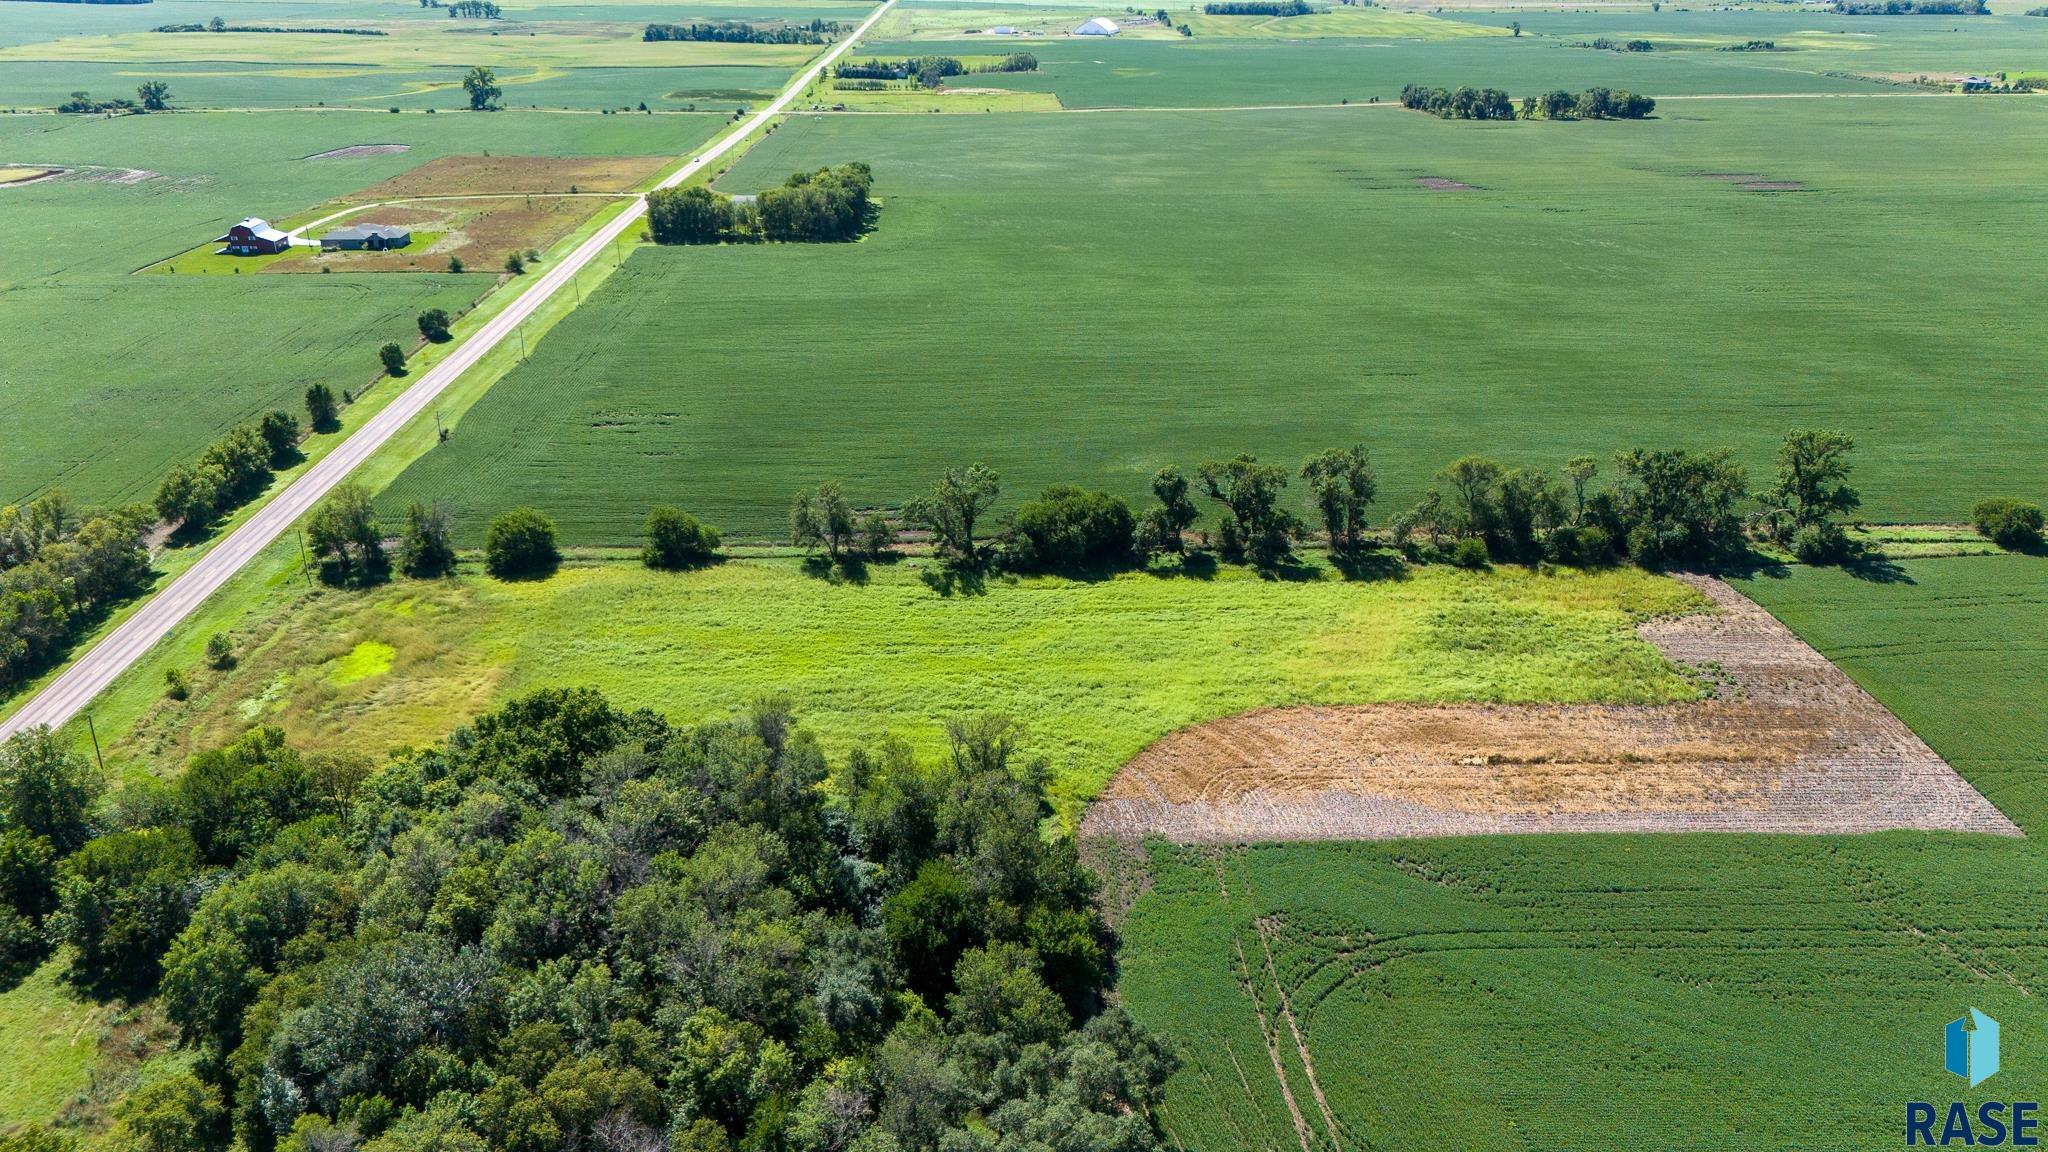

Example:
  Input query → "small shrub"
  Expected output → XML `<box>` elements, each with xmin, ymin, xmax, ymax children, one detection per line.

<box><xmin>378</xmin><ymin>341</ymin><xmax>406</xmax><ymax>376</ymax></box>
<box><xmin>417</xmin><ymin>308</ymin><xmax>452</xmax><ymax>342</ymax></box>
<box><xmin>504</xmin><ymin>251</ymin><xmax>525</xmax><ymax>275</ymax></box>
<box><xmin>1006</xmin><ymin>485</ymin><xmax>1136</xmax><ymax>573</ymax></box>
<box><xmin>0</xmin><ymin>908</ymin><xmax>43</xmax><ymax>985</ymax></box>
<box><xmin>642</xmin><ymin>506</ymin><xmax>721</xmax><ymax>570</ymax></box>
<box><xmin>1973</xmin><ymin>498</ymin><xmax>2044</xmax><ymax>551</ymax></box>
<box><xmin>448</xmin><ymin>255</ymin><xmax>465</xmax><ymax>273</ymax></box>
<box><xmin>859</xmin><ymin>511</ymin><xmax>896</xmax><ymax>558</ymax></box>
<box><xmin>1790</xmin><ymin>521</ymin><xmax>1855</xmax><ymax>565</ymax></box>
<box><xmin>163</xmin><ymin>668</ymin><xmax>189</xmax><ymax>701</ymax></box>
<box><xmin>1547</xmin><ymin>524</ymin><xmax>1614</xmax><ymax>567</ymax></box>
<box><xmin>485</xmin><ymin>507</ymin><xmax>558</xmax><ymax>579</ymax></box>
<box><xmin>203</xmin><ymin>633</ymin><xmax>234</xmax><ymax>671</ymax></box>
<box><xmin>1449</xmin><ymin>536</ymin><xmax>1491</xmax><ymax>569</ymax></box>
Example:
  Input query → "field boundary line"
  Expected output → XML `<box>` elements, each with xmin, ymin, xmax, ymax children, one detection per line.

<box><xmin>0</xmin><ymin>0</ymin><xmax>901</xmax><ymax>744</ymax></box>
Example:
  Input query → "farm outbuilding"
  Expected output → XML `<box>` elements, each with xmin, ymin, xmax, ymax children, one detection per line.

<box><xmin>216</xmin><ymin>218</ymin><xmax>291</xmax><ymax>255</ymax></box>
<box><xmin>320</xmin><ymin>223</ymin><xmax>413</xmax><ymax>252</ymax></box>
<box><xmin>1074</xmin><ymin>17</ymin><xmax>1120</xmax><ymax>34</ymax></box>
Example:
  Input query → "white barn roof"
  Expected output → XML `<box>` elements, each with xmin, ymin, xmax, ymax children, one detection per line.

<box><xmin>1074</xmin><ymin>16</ymin><xmax>1119</xmax><ymax>34</ymax></box>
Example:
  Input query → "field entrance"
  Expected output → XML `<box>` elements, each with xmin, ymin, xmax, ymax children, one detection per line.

<box><xmin>1086</xmin><ymin>576</ymin><xmax>2019</xmax><ymax>842</ymax></box>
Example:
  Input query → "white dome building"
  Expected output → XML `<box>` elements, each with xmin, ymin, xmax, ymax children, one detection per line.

<box><xmin>1073</xmin><ymin>17</ymin><xmax>1120</xmax><ymax>34</ymax></box>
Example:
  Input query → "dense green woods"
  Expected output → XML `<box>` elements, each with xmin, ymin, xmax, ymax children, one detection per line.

<box><xmin>0</xmin><ymin>692</ymin><xmax>1170</xmax><ymax>1152</ymax></box>
<box><xmin>643</xmin><ymin>20</ymin><xmax>844</xmax><ymax>44</ymax></box>
<box><xmin>649</xmin><ymin>165</ymin><xmax>875</xmax><ymax>245</ymax></box>
<box><xmin>1400</xmin><ymin>83</ymin><xmax>1654</xmax><ymax>120</ymax></box>
<box><xmin>0</xmin><ymin>494</ymin><xmax>152</xmax><ymax>695</ymax></box>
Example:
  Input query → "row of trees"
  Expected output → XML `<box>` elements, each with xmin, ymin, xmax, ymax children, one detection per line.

<box><xmin>1585</xmin><ymin>36</ymin><xmax>1654</xmax><ymax>50</ymax></box>
<box><xmin>648</xmin><ymin>163</ymin><xmax>875</xmax><ymax>245</ymax></box>
<box><xmin>1203</xmin><ymin>0</ymin><xmax>1314</xmax><ymax>13</ymax></box>
<box><xmin>1400</xmin><ymin>83</ymin><xmax>1654</xmax><ymax>121</ymax></box>
<box><xmin>775</xmin><ymin>429</ymin><xmax>2003</xmax><ymax>576</ymax></box>
<box><xmin>446</xmin><ymin>0</ymin><xmax>502</xmax><ymax>17</ymax></box>
<box><xmin>157</xmin><ymin>20</ymin><xmax>387</xmax><ymax>34</ymax></box>
<box><xmin>154</xmin><ymin>412</ymin><xmax>301</xmax><ymax>536</ymax></box>
<box><xmin>0</xmin><ymin>494</ymin><xmax>152</xmax><ymax>695</ymax></box>
<box><xmin>1</xmin><ymin>687</ymin><xmax>1173</xmax><ymax>1152</ymax></box>
<box><xmin>58</xmin><ymin>81</ymin><xmax>170</xmax><ymax>113</ymax></box>
<box><xmin>1831</xmin><ymin>0</ymin><xmax>1985</xmax><ymax>12</ymax></box>
<box><xmin>1398</xmin><ymin>84</ymin><xmax>1514</xmax><ymax>120</ymax></box>
<box><xmin>644</xmin><ymin>19</ymin><xmax>844</xmax><ymax>43</ymax></box>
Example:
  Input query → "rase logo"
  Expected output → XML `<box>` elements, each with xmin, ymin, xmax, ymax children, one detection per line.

<box><xmin>1909</xmin><ymin>1009</ymin><xmax>2040</xmax><ymax>1147</ymax></box>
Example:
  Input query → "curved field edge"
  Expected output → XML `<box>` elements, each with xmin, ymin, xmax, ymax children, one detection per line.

<box><xmin>1111</xmin><ymin>554</ymin><xmax>2048</xmax><ymax>1152</ymax></box>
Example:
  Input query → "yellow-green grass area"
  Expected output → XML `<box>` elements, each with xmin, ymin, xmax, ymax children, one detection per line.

<box><xmin>100</xmin><ymin>557</ymin><xmax>1705</xmax><ymax>822</ymax></box>
<box><xmin>0</xmin><ymin>28</ymin><xmax>820</xmax><ymax>70</ymax></box>
<box><xmin>0</xmin><ymin>165</ymin><xmax>56</xmax><ymax>184</ymax></box>
<box><xmin>0</xmin><ymin>960</ymin><xmax>112</xmax><ymax>1128</ymax></box>
<box><xmin>136</xmin><ymin>241</ymin><xmax>315</xmax><ymax>275</ymax></box>
<box><xmin>139</xmin><ymin>231</ymin><xmax>457</xmax><ymax>275</ymax></box>
<box><xmin>814</xmin><ymin>82</ymin><xmax>1064</xmax><ymax>110</ymax></box>
<box><xmin>1180</xmin><ymin>7</ymin><xmax>1503</xmax><ymax>38</ymax></box>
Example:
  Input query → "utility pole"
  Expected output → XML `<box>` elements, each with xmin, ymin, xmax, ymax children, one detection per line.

<box><xmin>85</xmin><ymin>714</ymin><xmax>104</xmax><ymax>774</ymax></box>
<box><xmin>296</xmin><ymin>529</ymin><xmax>313</xmax><ymax>585</ymax></box>
<box><xmin>518</xmin><ymin>323</ymin><xmax>527</xmax><ymax>361</ymax></box>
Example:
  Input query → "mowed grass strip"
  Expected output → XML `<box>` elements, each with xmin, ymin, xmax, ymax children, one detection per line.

<box><xmin>113</xmin><ymin>559</ymin><xmax>1703</xmax><ymax>820</ymax></box>
<box><xmin>386</xmin><ymin>98</ymin><xmax>2048</xmax><ymax>544</ymax></box>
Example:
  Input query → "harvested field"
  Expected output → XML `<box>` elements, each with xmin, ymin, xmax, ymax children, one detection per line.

<box><xmin>1084</xmin><ymin>575</ymin><xmax>2020</xmax><ymax>842</ymax></box>
<box><xmin>352</xmin><ymin>153</ymin><xmax>670</xmax><ymax>199</ymax></box>
<box><xmin>305</xmin><ymin>143</ymin><xmax>410</xmax><ymax>160</ymax></box>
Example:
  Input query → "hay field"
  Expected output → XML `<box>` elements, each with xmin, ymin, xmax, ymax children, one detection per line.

<box><xmin>103</xmin><ymin>558</ymin><xmax>1702</xmax><ymax>822</ymax></box>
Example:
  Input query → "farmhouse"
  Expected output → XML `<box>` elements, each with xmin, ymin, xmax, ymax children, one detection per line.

<box><xmin>1074</xmin><ymin>16</ymin><xmax>1120</xmax><ymax>34</ymax></box>
<box><xmin>1957</xmin><ymin>75</ymin><xmax>1993</xmax><ymax>91</ymax></box>
<box><xmin>320</xmin><ymin>222</ymin><xmax>412</xmax><ymax>252</ymax></box>
<box><xmin>215</xmin><ymin>217</ymin><xmax>291</xmax><ymax>255</ymax></box>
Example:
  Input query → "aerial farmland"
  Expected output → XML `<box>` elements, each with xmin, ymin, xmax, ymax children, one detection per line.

<box><xmin>0</xmin><ymin>0</ymin><xmax>2044</xmax><ymax>1147</ymax></box>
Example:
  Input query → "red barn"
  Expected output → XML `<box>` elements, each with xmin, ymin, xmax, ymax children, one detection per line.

<box><xmin>216</xmin><ymin>217</ymin><xmax>291</xmax><ymax>255</ymax></box>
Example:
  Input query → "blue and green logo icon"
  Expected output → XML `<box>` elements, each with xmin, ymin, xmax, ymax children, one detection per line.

<box><xmin>1947</xmin><ymin>1009</ymin><xmax>2001</xmax><ymax>1088</ymax></box>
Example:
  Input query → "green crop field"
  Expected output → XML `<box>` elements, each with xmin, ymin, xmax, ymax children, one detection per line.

<box><xmin>103</xmin><ymin>557</ymin><xmax>1701</xmax><ymax>821</ymax></box>
<box><xmin>385</xmin><ymin>97</ymin><xmax>2048</xmax><ymax>544</ymax></box>
<box><xmin>0</xmin><ymin>108</ymin><xmax>721</xmax><ymax>507</ymax></box>
<box><xmin>1118</xmin><ymin>553</ymin><xmax>2048</xmax><ymax>1151</ymax></box>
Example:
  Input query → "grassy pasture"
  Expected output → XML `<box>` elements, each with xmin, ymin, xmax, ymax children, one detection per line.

<box><xmin>102</xmin><ymin>558</ymin><xmax>1702</xmax><ymax>821</ymax></box>
<box><xmin>385</xmin><ymin>98</ymin><xmax>2048</xmax><ymax>543</ymax></box>
<box><xmin>1119</xmin><ymin>554</ymin><xmax>2048</xmax><ymax>1152</ymax></box>
<box><xmin>0</xmin><ymin>109</ymin><xmax>722</xmax><ymax>507</ymax></box>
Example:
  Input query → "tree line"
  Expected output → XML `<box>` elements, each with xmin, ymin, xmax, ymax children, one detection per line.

<box><xmin>1584</xmin><ymin>36</ymin><xmax>1653</xmax><ymax>51</ymax></box>
<box><xmin>1401</xmin><ymin>83</ymin><xmax>1654</xmax><ymax>120</ymax></box>
<box><xmin>59</xmin><ymin>81</ymin><xmax>172</xmax><ymax>113</ymax></box>
<box><xmin>444</xmin><ymin>0</ymin><xmax>501</xmax><ymax>17</ymax></box>
<box><xmin>1203</xmin><ymin>0</ymin><xmax>1314</xmax><ymax>14</ymax></box>
<box><xmin>1831</xmin><ymin>0</ymin><xmax>1985</xmax><ymax>12</ymax></box>
<box><xmin>773</xmin><ymin>430</ymin><xmax>2043</xmax><ymax>577</ymax></box>
<box><xmin>648</xmin><ymin>163</ymin><xmax>875</xmax><ymax>246</ymax></box>
<box><xmin>155</xmin><ymin>21</ymin><xmax>387</xmax><ymax>33</ymax></box>
<box><xmin>645</xmin><ymin>19</ymin><xmax>845</xmax><ymax>43</ymax></box>
<box><xmin>153</xmin><ymin>412</ymin><xmax>302</xmax><ymax>537</ymax></box>
<box><xmin>0</xmin><ymin>494</ymin><xmax>152</xmax><ymax>695</ymax></box>
<box><xmin>0</xmin><ymin>687</ymin><xmax>1174</xmax><ymax>1152</ymax></box>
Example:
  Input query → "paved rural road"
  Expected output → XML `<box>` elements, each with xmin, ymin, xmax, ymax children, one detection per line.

<box><xmin>0</xmin><ymin>0</ymin><xmax>897</xmax><ymax>744</ymax></box>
